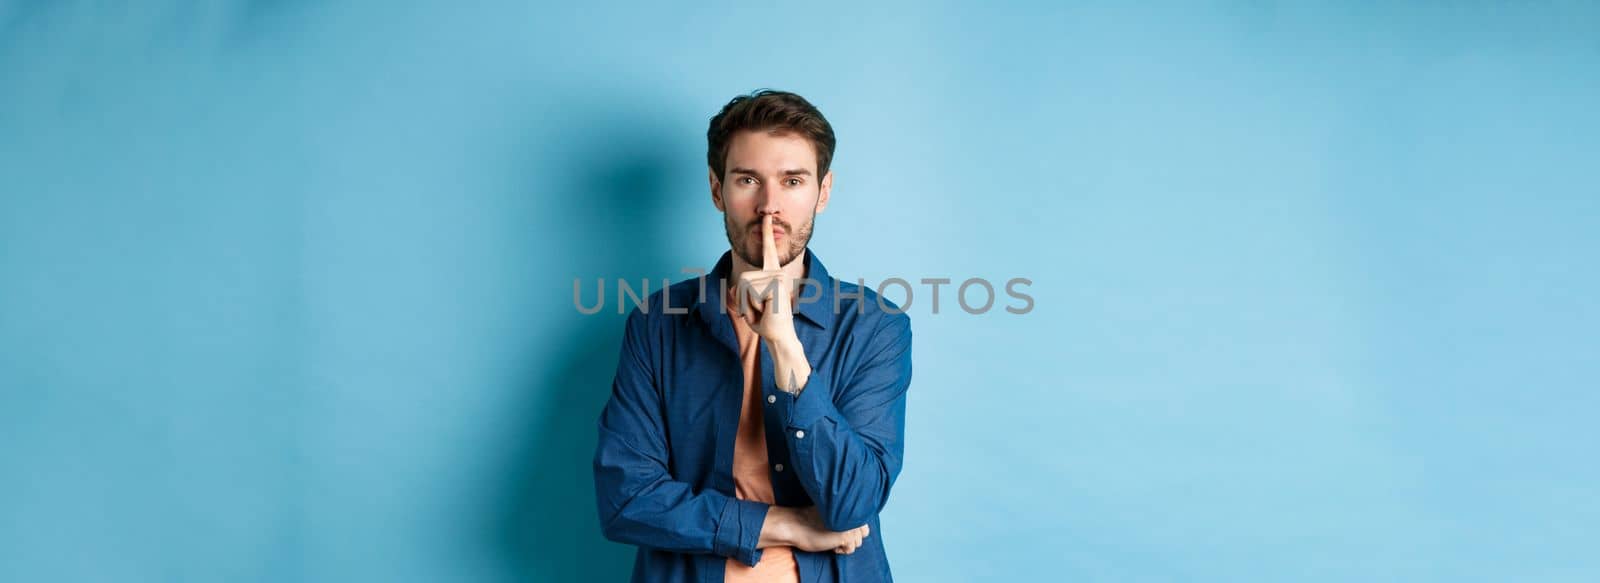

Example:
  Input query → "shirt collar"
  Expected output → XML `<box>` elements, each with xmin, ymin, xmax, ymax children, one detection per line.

<box><xmin>693</xmin><ymin>247</ymin><xmax>835</xmax><ymax>331</ymax></box>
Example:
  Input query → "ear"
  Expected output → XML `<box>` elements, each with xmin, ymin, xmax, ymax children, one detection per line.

<box><xmin>709</xmin><ymin>167</ymin><xmax>725</xmax><ymax>212</ymax></box>
<box><xmin>815</xmin><ymin>170</ymin><xmax>833</xmax><ymax>214</ymax></box>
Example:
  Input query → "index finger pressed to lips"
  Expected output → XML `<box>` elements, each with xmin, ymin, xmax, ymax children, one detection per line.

<box><xmin>761</xmin><ymin>215</ymin><xmax>779</xmax><ymax>270</ymax></box>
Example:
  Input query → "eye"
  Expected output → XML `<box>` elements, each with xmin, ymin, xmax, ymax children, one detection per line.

<box><xmin>785</xmin><ymin>178</ymin><xmax>803</xmax><ymax>187</ymax></box>
<box><xmin>739</xmin><ymin>176</ymin><xmax>757</xmax><ymax>185</ymax></box>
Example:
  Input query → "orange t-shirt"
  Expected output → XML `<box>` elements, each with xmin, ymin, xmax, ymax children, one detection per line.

<box><xmin>723</xmin><ymin>287</ymin><xmax>800</xmax><ymax>583</ymax></box>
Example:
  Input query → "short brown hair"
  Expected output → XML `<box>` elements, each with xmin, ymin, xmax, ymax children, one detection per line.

<box><xmin>706</xmin><ymin>89</ymin><xmax>837</xmax><ymax>180</ymax></box>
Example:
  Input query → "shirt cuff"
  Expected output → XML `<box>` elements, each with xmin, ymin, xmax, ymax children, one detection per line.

<box><xmin>781</xmin><ymin>373</ymin><xmax>834</xmax><ymax>430</ymax></box>
<box><xmin>714</xmin><ymin>496</ymin><xmax>769</xmax><ymax>567</ymax></box>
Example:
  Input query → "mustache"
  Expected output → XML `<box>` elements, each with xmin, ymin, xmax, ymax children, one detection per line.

<box><xmin>747</xmin><ymin>218</ymin><xmax>791</xmax><ymax>232</ymax></box>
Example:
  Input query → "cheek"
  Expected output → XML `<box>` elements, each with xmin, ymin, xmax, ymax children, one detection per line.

<box><xmin>728</xmin><ymin>195</ymin><xmax>758</xmax><ymax>214</ymax></box>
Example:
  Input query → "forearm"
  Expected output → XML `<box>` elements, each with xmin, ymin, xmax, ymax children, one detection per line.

<box><xmin>764</xmin><ymin>314</ymin><xmax>911</xmax><ymax>532</ymax></box>
<box><xmin>769</xmin><ymin>335</ymin><xmax>812</xmax><ymax>393</ymax></box>
<box><xmin>758</xmin><ymin>505</ymin><xmax>871</xmax><ymax>554</ymax></box>
<box><xmin>757</xmin><ymin>505</ymin><xmax>799</xmax><ymax>549</ymax></box>
<box><xmin>775</xmin><ymin>318</ymin><xmax>912</xmax><ymax>531</ymax></box>
<box><xmin>595</xmin><ymin>444</ymin><xmax>770</xmax><ymax>563</ymax></box>
<box><xmin>786</xmin><ymin>418</ymin><xmax>898</xmax><ymax>530</ymax></box>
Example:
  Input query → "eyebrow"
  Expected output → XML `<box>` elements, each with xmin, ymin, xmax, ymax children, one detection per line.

<box><xmin>729</xmin><ymin>167</ymin><xmax>813</xmax><ymax>177</ymax></box>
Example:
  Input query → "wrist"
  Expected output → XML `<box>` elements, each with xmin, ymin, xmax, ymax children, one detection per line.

<box><xmin>767</xmin><ymin>328</ymin><xmax>802</xmax><ymax>353</ymax></box>
<box><xmin>771</xmin><ymin>334</ymin><xmax>805</xmax><ymax>362</ymax></box>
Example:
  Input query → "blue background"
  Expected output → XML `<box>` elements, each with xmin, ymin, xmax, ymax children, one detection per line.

<box><xmin>3</xmin><ymin>1</ymin><xmax>1597</xmax><ymax>581</ymax></box>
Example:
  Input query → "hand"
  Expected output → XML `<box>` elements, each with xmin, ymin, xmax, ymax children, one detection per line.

<box><xmin>807</xmin><ymin>506</ymin><xmax>870</xmax><ymax>555</ymax></box>
<box><xmin>735</xmin><ymin>215</ymin><xmax>798</xmax><ymax>346</ymax></box>
<box><xmin>761</xmin><ymin>506</ymin><xmax>871</xmax><ymax>555</ymax></box>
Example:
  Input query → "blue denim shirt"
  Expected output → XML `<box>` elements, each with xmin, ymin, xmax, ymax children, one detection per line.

<box><xmin>593</xmin><ymin>249</ymin><xmax>913</xmax><ymax>582</ymax></box>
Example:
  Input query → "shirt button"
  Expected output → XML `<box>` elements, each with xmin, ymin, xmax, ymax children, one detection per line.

<box><xmin>795</xmin><ymin>430</ymin><xmax>805</xmax><ymax>439</ymax></box>
<box><xmin>767</xmin><ymin>394</ymin><xmax>776</xmax><ymax>404</ymax></box>
<box><xmin>774</xmin><ymin>463</ymin><xmax>784</xmax><ymax>472</ymax></box>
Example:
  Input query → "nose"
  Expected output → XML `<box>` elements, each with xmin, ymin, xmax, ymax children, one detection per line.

<box><xmin>755</xmin><ymin>192</ymin><xmax>780</xmax><ymax>221</ymax></box>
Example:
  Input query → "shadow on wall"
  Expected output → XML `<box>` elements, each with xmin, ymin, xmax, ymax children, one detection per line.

<box><xmin>488</xmin><ymin>110</ymin><xmax>684</xmax><ymax>582</ymax></box>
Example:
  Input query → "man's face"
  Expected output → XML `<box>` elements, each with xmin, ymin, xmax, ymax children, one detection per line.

<box><xmin>711</xmin><ymin>130</ymin><xmax>832</xmax><ymax>268</ymax></box>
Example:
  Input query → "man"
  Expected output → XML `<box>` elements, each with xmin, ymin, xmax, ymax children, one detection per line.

<box><xmin>592</xmin><ymin>90</ymin><xmax>914</xmax><ymax>582</ymax></box>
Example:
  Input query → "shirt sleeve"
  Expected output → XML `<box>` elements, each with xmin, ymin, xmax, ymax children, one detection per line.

<box><xmin>769</xmin><ymin>311</ymin><xmax>913</xmax><ymax>532</ymax></box>
<box><xmin>593</xmin><ymin>308</ymin><xmax>769</xmax><ymax>567</ymax></box>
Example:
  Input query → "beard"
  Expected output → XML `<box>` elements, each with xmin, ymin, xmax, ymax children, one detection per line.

<box><xmin>724</xmin><ymin>211</ymin><xmax>814</xmax><ymax>268</ymax></box>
